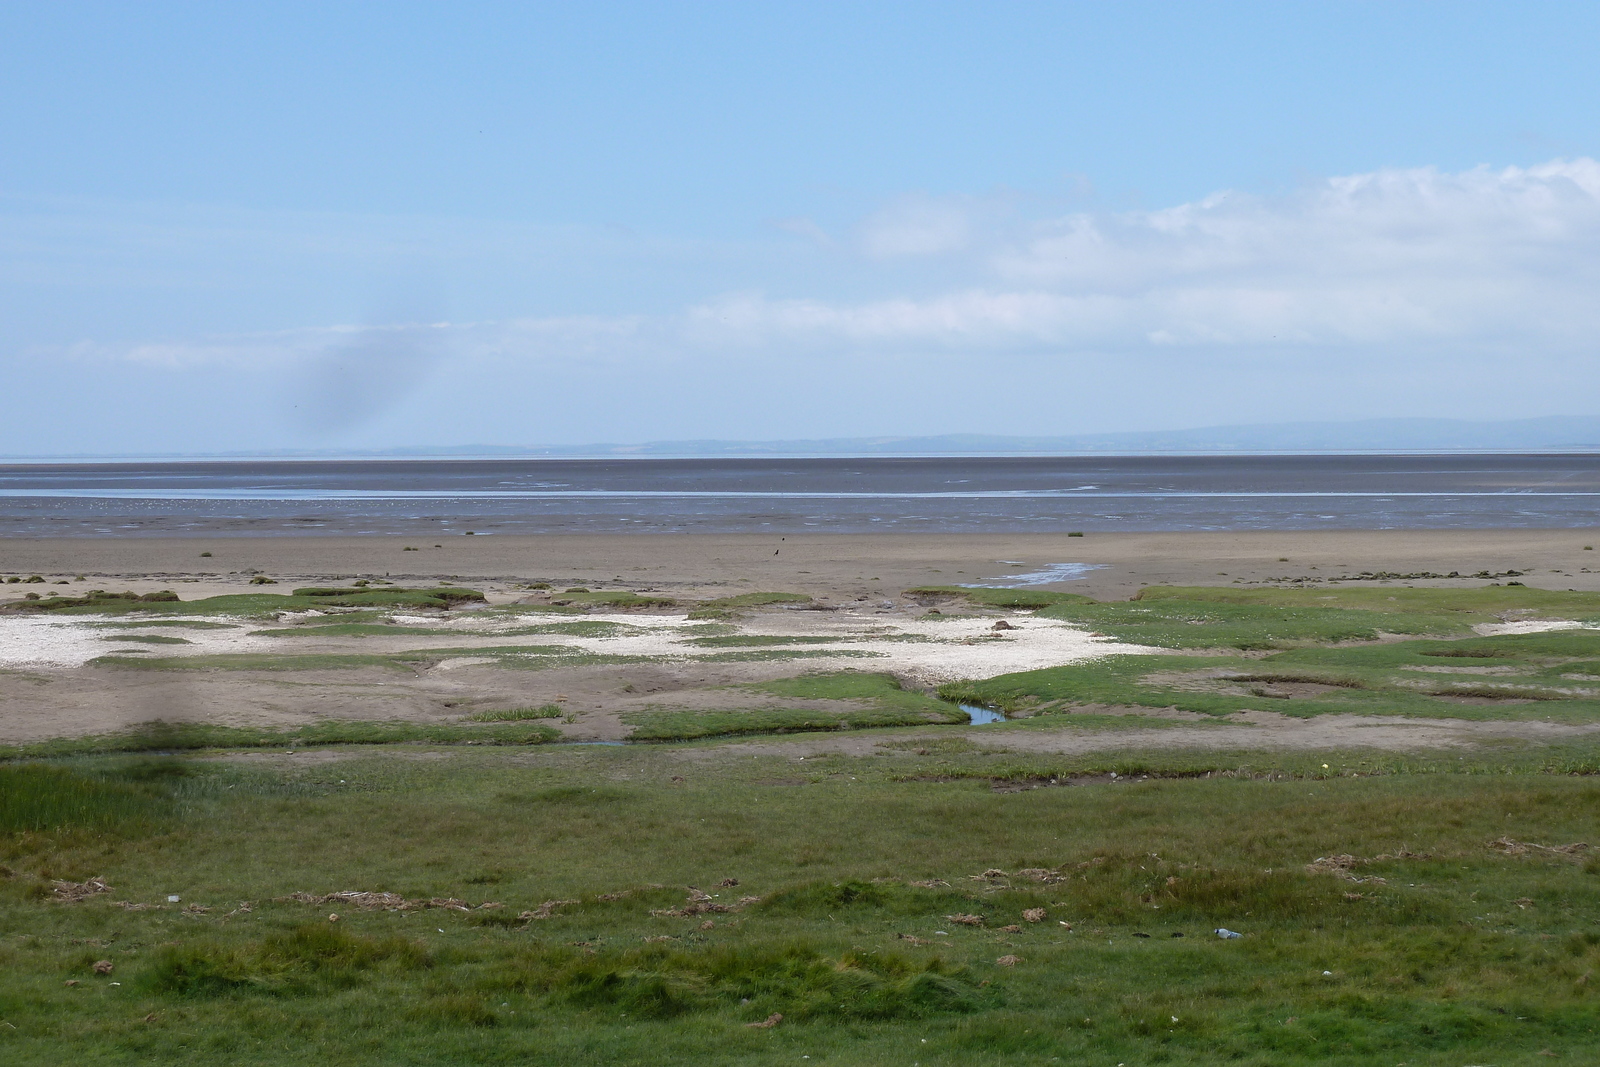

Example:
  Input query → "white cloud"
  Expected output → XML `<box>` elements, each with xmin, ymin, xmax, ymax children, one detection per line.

<box><xmin>715</xmin><ymin>158</ymin><xmax>1600</xmax><ymax>351</ymax></box>
<box><xmin>22</xmin><ymin>158</ymin><xmax>1600</xmax><ymax>448</ymax></box>
<box><xmin>71</xmin><ymin>158</ymin><xmax>1600</xmax><ymax>363</ymax></box>
<box><xmin>855</xmin><ymin>192</ymin><xmax>979</xmax><ymax>258</ymax></box>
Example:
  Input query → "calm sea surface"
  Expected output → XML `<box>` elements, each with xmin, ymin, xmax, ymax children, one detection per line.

<box><xmin>0</xmin><ymin>455</ymin><xmax>1595</xmax><ymax>536</ymax></box>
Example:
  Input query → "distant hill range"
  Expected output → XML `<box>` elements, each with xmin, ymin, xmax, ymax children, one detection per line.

<box><xmin>16</xmin><ymin>416</ymin><xmax>1600</xmax><ymax>461</ymax></box>
<box><xmin>376</xmin><ymin>416</ymin><xmax>1600</xmax><ymax>457</ymax></box>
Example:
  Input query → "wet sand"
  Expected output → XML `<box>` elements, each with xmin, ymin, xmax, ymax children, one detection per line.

<box><xmin>0</xmin><ymin>528</ymin><xmax>1596</xmax><ymax>602</ymax></box>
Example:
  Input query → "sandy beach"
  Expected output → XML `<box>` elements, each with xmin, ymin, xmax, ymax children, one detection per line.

<box><xmin>0</xmin><ymin>528</ymin><xmax>1596</xmax><ymax>602</ymax></box>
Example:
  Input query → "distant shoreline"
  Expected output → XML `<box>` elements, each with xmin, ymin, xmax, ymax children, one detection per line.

<box><xmin>3</xmin><ymin>414</ymin><xmax>1600</xmax><ymax>462</ymax></box>
<box><xmin>4</xmin><ymin>448</ymin><xmax>1600</xmax><ymax>464</ymax></box>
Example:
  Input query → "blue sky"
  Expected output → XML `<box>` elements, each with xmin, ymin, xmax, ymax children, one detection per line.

<box><xmin>4</xmin><ymin>2</ymin><xmax>1600</xmax><ymax>453</ymax></box>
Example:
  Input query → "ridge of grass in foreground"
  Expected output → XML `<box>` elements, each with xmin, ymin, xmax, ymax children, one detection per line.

<box><xmin>1</xmin><ymin>740</ymin><xmax>1598</xmax><ymax>1065</ymax></box>
<box><xmin>0</xmin><ymin>719</ymin><xmax>562</xmax><ymax>760</ymax></box>
<box><xmin>625</xmin><ymin>672</ymin><xmax>970</xmax><ymax>741</ymax></box>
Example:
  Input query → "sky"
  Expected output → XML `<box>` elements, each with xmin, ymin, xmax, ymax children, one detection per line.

<box><xmin>3</xmin><ymin>1</ymin><xmax>1600</xmax><ymax>454</ymax></box>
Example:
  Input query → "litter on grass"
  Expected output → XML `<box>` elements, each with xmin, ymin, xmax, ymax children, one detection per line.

<box><xmin>50</xmin><ymin>878</ymin><xmax>112</xmax><ymax>903</ymax></box>
<box><xmin>281</xmin><ymin>890</ymin><xmax>501</xmax><ymax>912</ymax></box>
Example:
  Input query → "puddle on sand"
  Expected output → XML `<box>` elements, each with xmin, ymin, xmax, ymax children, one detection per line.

<box><xmin>959</xmin><ymin>562</ymin><xmax>1105</xmax><ymax>588</ymax></box>
<box><xmin>958</xmin><ymin>703</ymin><xmax>1006</xmax><ymax>724</ymax></box>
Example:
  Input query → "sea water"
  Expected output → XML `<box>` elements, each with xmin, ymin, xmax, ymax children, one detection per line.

<box><xmin>0</xmin><ymin>453</ymin><xmax>1594</xmax><ymax>536</ymax></box>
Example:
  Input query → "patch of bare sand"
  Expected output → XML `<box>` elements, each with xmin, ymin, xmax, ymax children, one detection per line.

<box><xmin>1059</xmin><ymin>703</ymin><xmax>1214</xmax><ymax>721</ymax></box>
<box><xmin>4</xmin><ymin>529</ymin><xmax>1598</xmax><ymax>602</ymax></box>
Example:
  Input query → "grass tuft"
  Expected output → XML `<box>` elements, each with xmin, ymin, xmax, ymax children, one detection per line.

<box><xmin>465</xmin><ymin>705</ymin><xmax>564</xmax><ymax>722</ymax></box>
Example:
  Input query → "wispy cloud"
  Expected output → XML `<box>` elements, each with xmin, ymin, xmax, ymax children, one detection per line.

<box><xmin>16</xmin><ymin>159</ymin><xmax>1600</xmax><ymax>449</ymax></box>
<box><xmin>713</xmin><ymin>159</ymin><xmax>1600</xmax><ymax>351</ymax></box>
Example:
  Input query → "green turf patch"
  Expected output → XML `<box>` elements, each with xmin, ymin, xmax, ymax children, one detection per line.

<box><xmin>140</xmin><ymin>923</ymin><xmax>432</xmax><ymax>998</ymax></box>
<box><xmin>906</xmin><ymin>585</ymin><xmax>1093</xmax><ymax>610</ymax></box>
<box><xmin>92</xmin><ymin>619</ymin><xmax>239</xmax><ymax>630</ymax></box>
<box><xmin>941</xmin><ymin>629</ymin><xmax>1600</xmax><ymax>721</ymax></box>
<box><xmin>3</xmin><ymin>586</ymin><xmax>487</xmax><ymax>618</ymax></box>
<box><xmin>0</xmin><ymin>718</ymin><xmax>563</xmax><ymax>760</ymax></box>
<box><xmin>686</xmin><ymin>591</ymin><xmax>811</xmax><ymax>619</ymax></box>
<box><xmin>251</xmin><ymin>623</ymin><xmax>464</xmax><ymax>638</ymax></box>
<box><xmin>624</xmin><ymin>671</ymin><xmax>972</xmax><ymax>739</ymax></box>
<box><xmin>0</xmin><ymin>761</ymin><xmax>176</xmax><ymax>833</ymax></box>
<box><xmin>87</xmin><ymin>644</ymin><xmax>610</xmax><ymax>672</ymax></box>
<box><xmin>3</xmin><ymin>742</ymin><xmax>1600</xmax><ymax>1064</ymax></box>
<box><xmin>491</xmin><ymin>936</ymin><xmax>990</xmax><ymax>1020</ymax></box>
<box><xmin>625</xmin><ymin>704</ymin><xmax>965</xmax><ymax>741</ymax></box>
<box><xmin>90</xmin><ymin>653</ymin><xmax>412</xmax><ymax>671</ymax></box>
<box><xmin>915</xmin><ymin>584</ymin><xmax>1600</xmax><ymax>652</ymax></box>
<box><xmin>99</xmin><ymin>633</ymin><xmax>193</xmax><ymax>645</ymax></box>
<box><xmin>292</xmin><ymin>586</ymin><xmax>487</xmax><ymax>608</ymax></box>
<box><xmin>1037</xmin><ymin>594</ymin><xmax>1462</xmax><ymax>650</ymax></box>
<box><xmin>547</xmin><ymin>590</ymin><xmax>677</xmax><ymax>609</ymax></box>
<box><xmin>464</xmin><ymin>705</ymin><xmax>565</xmax><ymax>722</ymax></box>
<box><xmin>7</xmin><ymin>735</ymin><xmax>1600</xmax><ymax>1065</ymax></box>
<box><xmin>1175</xmin><ymin>583</ymin><xmax>1600</xmax><ymax>617</ymax></box>
<box><xmin>494</xmin><ymin>620</ymin><xmax>644</xmax><ymax>638</ymax></box>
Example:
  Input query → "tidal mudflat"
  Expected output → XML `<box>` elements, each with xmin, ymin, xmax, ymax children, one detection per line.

<box><xmin>3</xmin><ymin>530</ymin><xmax>1599</xmax><ymax>1064</ymax></box>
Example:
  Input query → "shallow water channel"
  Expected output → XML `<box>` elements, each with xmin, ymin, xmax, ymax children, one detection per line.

<box><xmin>957</xmin><ymin>703</ymin><xmax>1006</xmax><ymax>725</ymax></box>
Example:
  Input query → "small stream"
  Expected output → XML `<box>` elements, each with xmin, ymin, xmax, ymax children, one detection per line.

<box><xmin>956</xmin><ymin>702</ymin><xmax>1006</xmax><ymax>724</ymax></box>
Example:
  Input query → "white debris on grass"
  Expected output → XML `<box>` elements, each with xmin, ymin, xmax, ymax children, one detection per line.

<box><xmin>0</xmin><ymin>617</ymin><xmax>117</xmax><ymax>668</ymax></box>
<box><xmin>0</xmin><ymin>607</ymin><xmax>1159</xmax><ymax>682</ymax></box>
<box><xmin>1471</xmin><ymin>620</ymin><xmax>1600</xmax><ymax>637</ymax></box>
<box><xmin>412</xmin><ymin>610</ymin><xmax>1161</xmax><ymax>684</ymax></box>
<box><xmin>431</xmin><ymin>657</ymin><xmax>501</xmax><ymax>671</ymax></box>
<box><xmin>0</xmin><ymin>615</ymin><xmax>276</xmax><ymax>669</ymax></box>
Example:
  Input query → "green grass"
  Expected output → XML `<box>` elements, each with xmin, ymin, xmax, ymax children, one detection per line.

<box><xmin>99</xmin><ymin>633</ymin><xmax>193</xmax><ymax>645</ymax></box>
<box><xmin>251</xmin><ymin>623</ymin><xmax>464</xmax><ymax>638</ymax></box>
<box><xmin>465</xmin><ymin>705</ymin><xmax>565</xmax><ymax>723</ymax></box>
<box><xmin>1177</xmin><ymin>583</ymin><xmax>1600</xmax><ymax>617</ymax></box>
<box><xmin>87</xmin><ymin>644</ymin><xmax>620</xmax><ymax>672</ymax></box>
<box><xmin>940</xmin><ymin>628</ymin><xmax>1600</xmax><ymax>722</ymax></box>
<box><xmin>0</xmin><ymin>718</ymin><xmax>563</xmax><ymax>761</ymax></box>
<box><xmin>622</xmin><ymin>672</ymin><xmax>972</xmax><ymax>741</ymax></box>
<box><xmin>9</xmin><ymin>585</ymin><xmax>1600</xmax><ymax>1062</ymax></box>
<box><xmin>919</xmin><ymin>587</ymin><xmax>1600</xmax><ymax>721</ymax></box>
<box><xmin>549</xmin><ymin>590</ymin><xmax>678</xmax><ymax>609</ymax></box>
<box><xmin>290</xmin><ymin>586</ymin><xmax>488</xmax><ymax>608</ymax></box>
<box><xmin>0</xmin><ymin>761</ymin><xmax>176</xmax><ymax>833</ymax></box>
<box><xmin>3</xmin><ymin>741</ymin><xmax>1600</xmax><ymax>1064</ymax></box>
<box><xmin>914</xmin><ymin>584</ymin><xmax>1600</xmax><ymax>651</ymax></box>
<box><xmin>90</xmin><ymin>653</ymin><xmax>413</xmax><ymax>671</ymax></box>
<box><xmin>92</xmin><ymin>619</ymin><xmax>239</xmax><ymax>630</ymax></box>
<box><xmin>247</xmin><ymin>614</ymin><xmax>640</xmax><ymax>639</ymax></box>
<box><xmin>1037</xmin><ymin>593</ymin><xmax>1463</xmax><ymax>650</ymax></box>
<box><xmin>4</xmin><ymin>587</ymin><xmax>487</xmax><ymax>618</ymax></box>
<box><xmin>625</xmin><ymin>704</ymin><xmax>966</xmax><ymax>741</ymax></box>
<box><xmin>907</xmin><ymin>585</ymin><xmax>1092</xmax><ymax>610</ymax></box>
<box><xmin>687</xmin><ymin>592</ymin><xmax>812</xmax><ymax>620</ymax></box>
